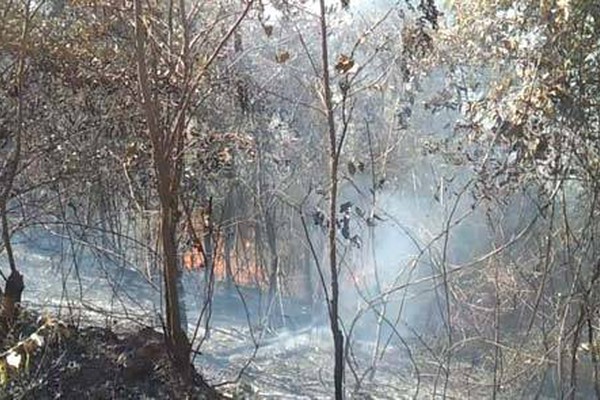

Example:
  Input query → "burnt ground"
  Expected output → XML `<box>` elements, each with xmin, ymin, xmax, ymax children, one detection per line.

<box><xmin>0</xmin><ymin>306</ymin><xmax>480</xmax><ymax>400</ymax></box>
<box><xmin>0</xmin><ymin>243</ymin><xmax>569</xmax><ymax>399</ymax></box>
<box><xmin>0</xmin><ymin>309</ymin><xmax>220</xmax><ymax>400</ymax></box>
<box><xmin>197</xmin><ymin>324</ymin><xmax>487</xmax><ymax>399</ymax></box>
<box><xmin>0</xmin><ymin>299</ymin><xmax>562</xmax><ymax>399</ymax></box>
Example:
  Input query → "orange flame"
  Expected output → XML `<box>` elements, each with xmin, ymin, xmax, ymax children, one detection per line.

<box><xmin>182</xmin><ymin>227</ymin><xmax>267</xmax><ymax>288</ymax></box>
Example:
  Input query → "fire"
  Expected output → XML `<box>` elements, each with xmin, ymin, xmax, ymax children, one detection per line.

<box><xmin>181</xmin><ymin>223</ymin><xmax>268</xmax><ymax>288</ymax></box>
<box><xmin>182</xmin><ymin>245</ymin><xmax>204</xmax><ymax>271</ymax></box>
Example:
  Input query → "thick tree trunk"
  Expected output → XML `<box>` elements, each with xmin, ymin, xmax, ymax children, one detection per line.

<box><xmin>158</xmin><ymin>183</ymin><xmax>191</xmax><ymax>383</ymax></box>
<box><xmin>223</xmin><ymin>193</ymin><xmax>235</xmax><ymax>286</ymax></box>
<box><xmin>224</xmin><ymin>232</ymin><xmax>234</xmax><ymax>286</ymax></box>
<box><xmin>1</xmin><ymin>270</ymin><xmax>24</xmax><ymax>331</ymax></box>
<box><xmin>201</xmin><ymin>198</ymin><xmax>215</xmax><ymax>339</ymax></box>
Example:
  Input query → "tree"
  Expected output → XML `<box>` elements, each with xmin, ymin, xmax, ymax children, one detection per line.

<box><xmin>131</xmin><ymin>0</ymin><xmax>254</xmax><ymax>384</ymax></box>
<box><xmin>439</xmin><ymin>0</ymin><xmax>599</xmax><ymax>195</ymax></box>
<box><xmin>435</xmin><ymin>0</ymin><xmax>600</xmax><ymax>397</ymax></box>
<box><xmin>5</xmin><ymin>0</ymin><xmax>257</xmax><ymax>390</ymax></box>
<box><xmin>0</xmin><ymin>0</ymin><xmax>32</xmax><ymax>331</ymax></box>
<box><xmin>315</xmin><ymin>0</ymin><xmax>346</xmax><ymax>396</ymax></box>
<box><xmin>231</xmin><ymin>1</ymin><xmax>444</xmax><ymax>396</ymax></box>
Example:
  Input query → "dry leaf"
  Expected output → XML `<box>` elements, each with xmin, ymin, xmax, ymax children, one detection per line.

<box><xmin>263</xmin><ymin>24</ymin><xmax>273</xmax><ymax>37</ymax></box>
<box><xmin>335</xmin><ymin>54</ymin><xmax>354</xmax><ymax>73</ymax></box>
<box><xmin>275</xmin><ymin>51</ymin><xmax>290</xmax><ymax>64</ymax></box>
<box><xmin>6</xmin><ymin>351</ymin><xmax>21</xmax><ymax>369</ymax></box>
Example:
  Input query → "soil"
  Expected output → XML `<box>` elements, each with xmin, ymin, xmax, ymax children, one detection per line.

<box><xmin>0</xmin><ymin>308</ymin><xmax>221</xmax><ymax>400</ymax></box>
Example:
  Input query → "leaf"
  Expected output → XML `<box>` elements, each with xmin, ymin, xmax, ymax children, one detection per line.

<box><xmin>22</xmin><ymin>338</ymin><xmax>38</xmax><ymax>354</ymax></box>
<box><xmin>275</xmin><ymin>51</ymin><xmax>290</xmax><ymax>64</ymax></box>
<box><xmin>340</xmin><ymin>201</ymin><xmax>353</xmax><ymax>213</ymax></box>
<box><xmin>0</xmin><ymin>360</ymin><xmax>7</xmax><ymax>386</ymax></box>
<box><xmin>6</xmin><ymin>351</ymin><xmax>21</xmax><ymax>369</ymax></box>
<box><xmin>557</xmin><ymin>0</ymin><xmax>570</xmax><ymax>22</ymax></box>
<box><xmin>263</xmin><ymin>24</ymin><xmax>273</xmax><ymax>37</ymax></box>
<box><xmin>347</xmin><ymin>161</ymin><xmax>356</xmax><ymax>176</ymax></box>
<box><xmin>217</xmin><ymin>148</ymin><xmax>232</xmax><ymax>165</ymax></box>
<box><xmin>335</xmin><ymin>54</ymin><xmax>354</xmax><ymax>73</ymax></box>
<box><xmin>373</xmin><ymin>213</ymin><xmax>385</xmax><ymax>221</ymax></box>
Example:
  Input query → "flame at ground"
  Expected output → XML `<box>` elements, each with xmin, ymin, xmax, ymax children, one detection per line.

<box><xmin>182</xmin><ymin>237</ymin><xmax>268</xmax><ymax>288</ymax></box>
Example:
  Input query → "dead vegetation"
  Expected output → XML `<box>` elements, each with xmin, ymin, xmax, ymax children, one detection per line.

<box><xmin>0</xmin><ymin>308</ymin><xmax>221</xmax><ymax>400</ymax></box>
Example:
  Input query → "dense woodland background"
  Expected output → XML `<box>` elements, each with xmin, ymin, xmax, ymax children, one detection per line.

<box><xmin>1</xmin><ymin>0</ymin><xmax>600</xmax><ymax>398</ymax></box>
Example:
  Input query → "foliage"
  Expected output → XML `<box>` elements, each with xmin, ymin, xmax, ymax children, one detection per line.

<box><xmin>5</xmin><ymin>0</ymin><xmax>600</xmax><ymax>397</ymax></box>
<box><xmin>429</xmin><ymin>1</ymin><xmax>600</xmax><ymax>397</ymax></box>
<box><xmin>439</xmin><ymin>0</ymin><xmax>600</xmax><ymax>195</ymax></box>
<box><xmin>0</xmin><ymin>314</ymin><xmax>69</xmax><ymax>388</ymax></box>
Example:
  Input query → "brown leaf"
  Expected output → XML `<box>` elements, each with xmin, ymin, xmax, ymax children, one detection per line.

<box><xmin>347</xmin><ymin>161</ymin><xmax>356</xmax><ymax>176</ymax></box>
<box><xmin>335</xmin><ymin>54</ymin><xmax>354</xmax><ymax>73</ymax></box>
<box><xmin>275</xmin><ymin>51</ymin><xmax>290</xmax><ymax>64</ymax></box>
<box><xmin>263</xmin><ymin>24</ymin><xmax>274</xmax><ymax>37</ymax></box>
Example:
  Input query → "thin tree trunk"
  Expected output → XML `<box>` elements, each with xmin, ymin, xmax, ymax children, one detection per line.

<box><xmin>0</xmin><ymin>0</ymin><xmax>30</xmax><ymax>332</ymax></box>
<box><xmin>318</xmin><ymin>1</ymin><xmax>344</xmax><ymax>397</ymax></box>
<box><xmin>223</xmin><ymin>193</ymin><xmax>235</xmax><ymax>286</ymax></box>
<box><xmin>202</xmin><ymin>197</ymin><xmax>215</xmax><ymax>339</ymax></box>
<box><xmin>265</xmin><ymin>207</ymin><xmax>280</xmax><ymax>326</ymax></box>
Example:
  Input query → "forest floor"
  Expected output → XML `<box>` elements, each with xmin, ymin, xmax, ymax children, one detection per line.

<box><xmin>0</xmin><ymin>304</ymin><xmax>502</xmax><ymax>400</ymax></box>
<box><xmin>0</xmin><ymin>296</ymin><xmax>576</xmax><ymax>400</ymax></box>
<box><xmin>198</xmin><ymin>323</ymin><xmax>494</xmax><ymax>399</ymax></box>
<box><xmin>0</xmin><ymin>245</ymin><xmax>560</xmax><ymax>399</ymax></box>
<box><xmin>0</xmin><ymin>308</ymin><xmax>222</xmax><ymax>399</ymax></box>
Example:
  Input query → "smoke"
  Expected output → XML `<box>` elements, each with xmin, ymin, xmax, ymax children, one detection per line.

<box><xmin>236</xmin><ymin>0</ymin><xmax>498</xmax><ymax>346</ymax></box>
<box><xmin>332</xmin><ymin>169</ymin><xmax>465</xmax><ymax>342</ymax></box>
